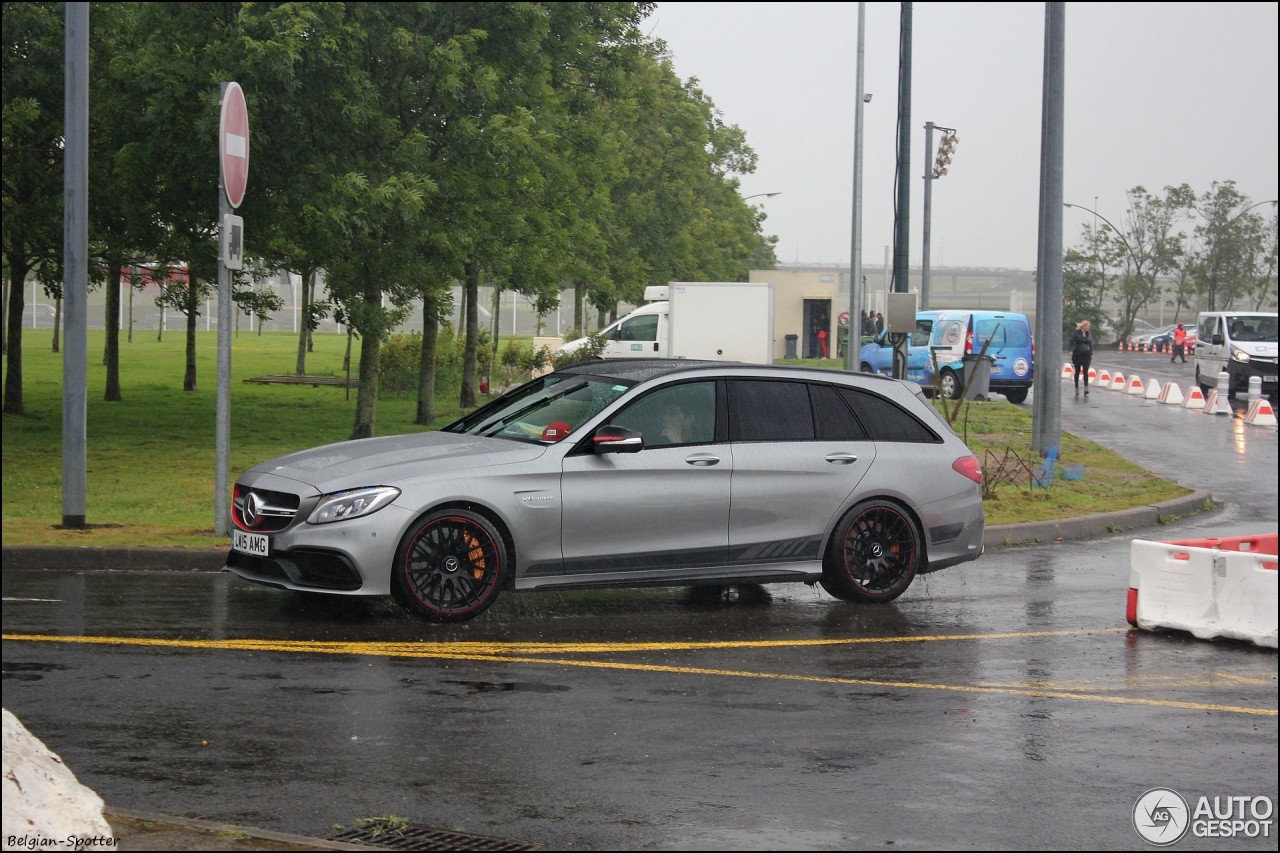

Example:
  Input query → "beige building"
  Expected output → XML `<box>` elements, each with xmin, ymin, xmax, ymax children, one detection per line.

<box><xmin>751</xmin><ymin>264</ymin><xmax>1035</xmax><ymax>361</ymax></box>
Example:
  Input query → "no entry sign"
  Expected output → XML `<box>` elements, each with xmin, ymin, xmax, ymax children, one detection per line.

<box><xmin>219</xmin><ymin>82</ymin><xmax>249</xmax><ymax>209</ymax></box>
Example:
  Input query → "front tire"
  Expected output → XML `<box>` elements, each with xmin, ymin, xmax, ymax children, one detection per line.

<box><xmin>820</xmin><ymin>500</ymin><xmax>923</xmax><ymax>604</ymax></box>
<box><xmin>1195</xmin><ymin>366</ymin><xmax>1211</xmax><ymax>397</ymax></box>
<box><xmin>939</xmin><ymin>369</ymin><xmax>962</xmax><ymax>400</ymax></box>
<box><xmin>392</xmin><ymin>509</ymin><xmax>507</xmax><ymax>622</ymax></box>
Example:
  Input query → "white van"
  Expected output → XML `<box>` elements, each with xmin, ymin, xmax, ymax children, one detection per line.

<box><xmin>1193</xmin><ymin>311</ymin><xmax>1278</xmax><ymax>398</ymax></box>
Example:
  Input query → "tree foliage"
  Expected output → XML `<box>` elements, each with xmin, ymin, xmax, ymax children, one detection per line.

<box><xmin>3</xmin><ymin>2</ymin><xmax>778</xmax><ymax>433</ymax></box>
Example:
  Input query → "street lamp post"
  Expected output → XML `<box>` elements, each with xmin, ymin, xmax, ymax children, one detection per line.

<box><xmin>742</xmin><ymin>192</ymin><xmax>781</xmax><ymax>203</ymax></box>
<box><xmin>1064</xmin><ymin>202</ymin><xmax>1143</xmax><ymax>344</ymax></box>
<box><xmin>1063</xmin><ymin>202</ymin><xmax>1139</xmax><ymax>268</ymax></box>
<box><xmin>921</xmin><ymin>123</ymin><xmax>957</xmax><ymax>310</ymax></box>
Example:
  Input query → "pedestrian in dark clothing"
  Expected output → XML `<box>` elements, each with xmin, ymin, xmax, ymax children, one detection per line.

<box><xmin>1171</xmin><ymin>322</ymin><xmax>1188</xmax><ymax>363</ymax></box>
<box><xmin>875</xmin><ymin>312</ymin><xmax>885</xmax><ymax>335</ymax></box>
<box><xmin>1070</xmin><ymin>320</ymin><xmax>1094</xmax><ymax>395</ymax></box>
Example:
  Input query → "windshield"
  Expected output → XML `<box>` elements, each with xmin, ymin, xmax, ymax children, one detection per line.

<box><xmin>442</xmin><ymin>374</ymin><xmax>633</xmax><ymax>444</ymax></box>
<box><xmin>1227</xmin><ymin>315</ymin><xmax>1277</xmax><ymax>343</ymax></box>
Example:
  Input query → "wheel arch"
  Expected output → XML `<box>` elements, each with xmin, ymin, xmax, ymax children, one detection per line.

<box><xmin>821</xmin><ymin>493</ymin><xmax>930</xmax><ymax>567</ymax></box>
<box><xmin>402</xmin><ymin>500</ymin><xmax>520</xmax><ymax>591</ymax></box>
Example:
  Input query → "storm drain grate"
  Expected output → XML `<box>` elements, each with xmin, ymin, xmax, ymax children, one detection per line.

<box><xmin>328</xmin><ymin>821</ymin><xmax>539</xmax><ymax>851</ymax></box>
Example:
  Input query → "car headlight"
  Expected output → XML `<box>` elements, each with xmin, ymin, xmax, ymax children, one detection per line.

<box><xmin>1230</xmin><ymin>346</ymin><xmax>1250</xmax><ymax>363</ymax></box>
<box><xmin>307</xmin><ymin>486</ymin><xmax>400</xmax><ymax>524</ymax></box>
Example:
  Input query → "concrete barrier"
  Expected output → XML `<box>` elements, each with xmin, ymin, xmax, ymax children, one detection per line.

<box><xmin>1127</xmin><ymin>533</ymin><xmax>1278</xmax><ymax>648</ymax></box>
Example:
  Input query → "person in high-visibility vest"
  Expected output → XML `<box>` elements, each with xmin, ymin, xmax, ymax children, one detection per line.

<box><xmin>1171</xmin><ymin>322</ymin><xmax>1188</xmax><ymax>364</ymax></box>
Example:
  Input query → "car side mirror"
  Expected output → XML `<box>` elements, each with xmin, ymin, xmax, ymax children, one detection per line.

<box><xmin>591</xmin><ymin>425</ymin><xmax>644</xmax><ymax>454</ymax></box>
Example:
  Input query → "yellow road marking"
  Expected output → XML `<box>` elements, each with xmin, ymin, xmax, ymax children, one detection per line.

<box><xmin>4</xmin><ymin>631</ymin><xmax>1274</xmax><ymax>718</ymax></box>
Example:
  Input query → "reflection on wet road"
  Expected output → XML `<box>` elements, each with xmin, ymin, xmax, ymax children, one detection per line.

<box><xmin>5</xmin><ymin>627</ymin><xmax>1274</xmax><ymax>718</ymax></box>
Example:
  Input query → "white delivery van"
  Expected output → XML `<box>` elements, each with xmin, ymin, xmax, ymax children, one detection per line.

<box><xmin>1193</xmin><ymin>311</ymin><xmax>1278</xmax><ymax>398</ymax></box>
<box><xmin>558</xmin><ymin>282</ymin><xmax>774</xmax><ymax>363</ymax></box>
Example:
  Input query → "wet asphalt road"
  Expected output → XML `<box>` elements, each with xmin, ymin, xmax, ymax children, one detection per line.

<box><xmin>2</xmin><ymin>350</ymin><xmax>1276</xmax><ymax>851</ymax></box>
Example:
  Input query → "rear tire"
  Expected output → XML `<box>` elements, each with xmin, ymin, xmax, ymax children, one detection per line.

<box><xmin>820</xmin><ymin>500</ymin><xmax>923</xmax><ymax>604</ymax></box>
<box><xmin>392</xmin><ymin>509</ymin><xmax>507</xmax><ymax>622</ymax></box>
<box><xmin>1003</xmin><ymin>387</ymin><xmax>1028</xmax><ymax>404</ymax></box>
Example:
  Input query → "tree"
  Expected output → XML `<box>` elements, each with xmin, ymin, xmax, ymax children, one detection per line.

<box><xmin>2</xmin><ymin>0</ymin><xmax>64</xmax><ymax>414</ymax></box>
<box><xmin>1193</xmin><ymin>182</ymin><xmax>1276</xmax><ymax>310</ymax></box>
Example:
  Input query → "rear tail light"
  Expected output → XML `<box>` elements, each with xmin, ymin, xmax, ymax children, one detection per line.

<box><xmin>952</xmin><ymin>455</ymin><xmax>983</xmax><ymax>484</ymax></box>
<box><xmin>964</xmin><ymin>331</ymin><xmax>973</xmax><ymax>355</ymax></box>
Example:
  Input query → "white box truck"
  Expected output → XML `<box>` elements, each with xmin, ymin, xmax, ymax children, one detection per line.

<box><xmin>558</xmin><ymin>282</ymin><xmax>775</xmax><ymax>363</ymax></box>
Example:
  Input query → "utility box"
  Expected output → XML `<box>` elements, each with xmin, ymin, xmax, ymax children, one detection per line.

<box><xmin>886</xmin><ymin>291</ymin><xmax>919</xmax><ymax>332</ymax></box>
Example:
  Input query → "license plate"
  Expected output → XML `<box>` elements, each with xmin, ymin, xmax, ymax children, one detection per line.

<box><xmin>232</xmin><ymin>530</ymin><xmax>269</xmax><ymax>557</ymax></box>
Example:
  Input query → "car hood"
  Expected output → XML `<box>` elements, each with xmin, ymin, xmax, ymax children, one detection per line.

<box><xmin>1234</xmin><ymin>340</ymin><xmax>1277</xmax><ymax>358</ymax></box>
<box><xmin>244</xmin><ymin>431</ymin><xmax>548</xmax><ymax>493</ymax></box>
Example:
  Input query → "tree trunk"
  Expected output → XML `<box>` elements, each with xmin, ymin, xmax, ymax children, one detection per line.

<box><xmin>183</xmin><ymin>276</ymin><xmax>199</xmax><ymax>392</ymax></box>
<box><xmin>459</xmin><ymin>261</ymin><xmax>480</xmax><ymax>409</ymax></box>
<box><xmin>573</xmin><ymin>279</ymin><xmax>585</xmax><ymax>333</ymax></box>
<box><xmin>295</xmin><ymin>267</ymin><xmax>312</xmax><ymax>375</ymax></box>
<box><xmin>307</xmin><ymin>275</ymin><xmax>316</xmax><ymax>353</ymax></box>
<box><xmin>3</xmin><ymin>257</ymin><xmax>29</xmax><ymax>414</ymax></box>
<box><xmin>0</xmin><ymin>268</ymin><xmax>8</xmax><ymax>356</ymax></box>
<box><xmin>52</xmin><ymin>297</ymin><xmax>61</xmax><ymax>353</ymax></box>
<box><xmin>104</xmin><ymin>260</ymin><xmax>122</xmax><ymax>401</ymax></box>
<box><xmin>489</xmin><ymin>283</ymin><xmax>501</xmax><ymax>393</ymax></box>
<box><xmin>350</xmin><ymin>269</ymin><xmax>381</xmax><ymax>440</ymax></box>
<box><xmin>415</xmin><ymin>292</ymin><xmax>440</xmax><ymax>426</ymax></box>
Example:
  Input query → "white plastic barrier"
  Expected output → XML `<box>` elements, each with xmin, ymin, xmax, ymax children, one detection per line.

<box><xmin>1127</xmin><ymin>533</ymin><xmax>1278</xmax><ymax>648</ymax></box>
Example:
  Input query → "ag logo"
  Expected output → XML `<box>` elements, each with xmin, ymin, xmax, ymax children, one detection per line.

<box><xmin>1134</xmin><ymin>788</ymin><xmax>1190</xmax><ymax>845</ymax></box>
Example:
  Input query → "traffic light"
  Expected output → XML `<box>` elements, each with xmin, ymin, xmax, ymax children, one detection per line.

<box><xmin>933</xmin><ymin>131</ymin><xmax>959</xmax><ymax>178</ymax></box>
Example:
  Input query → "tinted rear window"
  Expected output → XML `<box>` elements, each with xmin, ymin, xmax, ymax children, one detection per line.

<box><xmin>729</xmin><ymin>380</ymin><xmax>815</xmax><ymax>441</ymax></box>
<box><xmin>837</xmin><ymin>388</ymin><xmax>941</xmax><ymax>443</ymax></box>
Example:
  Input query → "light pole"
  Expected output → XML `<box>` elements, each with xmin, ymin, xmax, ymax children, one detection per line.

<box><xmin>1064</xmin><ymin>202</ymin><xmax>1142</xmax><ymax>344</ymax></box>
<box><xmin>921</xmin><ymin>123</ymin><xmax>957</xmax><ymax>310</ymax></box>
<box><xmin>742</xmin><ymin>192</ymin><xmax>781</xmax><ymax>203</ymax></box>
<box><xmin>1063</xmin><ymin>202</ymin><xmax>1139</xmax><ymax>268</ymax></box>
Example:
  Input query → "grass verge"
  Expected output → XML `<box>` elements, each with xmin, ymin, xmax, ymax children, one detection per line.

<box><xmin>2</xmin><ymin>333</ymin><xmax>1191</xmax><ymax>548</ymax></box>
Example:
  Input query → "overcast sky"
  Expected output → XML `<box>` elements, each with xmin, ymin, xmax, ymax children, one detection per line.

<box><xmin>646</xmin><ymin>2</ymin><xmax>1279</xmax><ymax>271</ymax></box>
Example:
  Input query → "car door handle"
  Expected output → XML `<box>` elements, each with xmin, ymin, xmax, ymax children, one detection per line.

<box><xmin>685</xmin><ymin>453</ymin><xmax>721</xmax><ymax>466</ymax></box>
<box><xmin>825</xmin><ymin>453</ymin><xmax>859</xmax><ymax>465</ymax></box>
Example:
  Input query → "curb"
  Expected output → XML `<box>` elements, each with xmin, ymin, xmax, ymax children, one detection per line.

<box><xmin>982</xmin><ymin>489</ymin><xmax>1217</xmax><ymax>550</ymax></box>
<box><xmin>2</xmin><ymin>491</ymin><xmax>1218</xmax><ymax>570</ymax></box>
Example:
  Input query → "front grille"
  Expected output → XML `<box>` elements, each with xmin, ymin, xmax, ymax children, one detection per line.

<box><xmin>233</xmin><ymin>485</ymin><xmax>300</xmax><ymax>533</ymax></box>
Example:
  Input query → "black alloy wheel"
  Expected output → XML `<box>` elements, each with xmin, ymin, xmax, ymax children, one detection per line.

<box><xmin>392</xmin><ymin>510</ymin><xmax>507</xmax><ymax>622</ymax></box>
<box><xmin>820</xmin><ymin>500</ymin><xmax>923</xmax><ymax>604</ymax></box>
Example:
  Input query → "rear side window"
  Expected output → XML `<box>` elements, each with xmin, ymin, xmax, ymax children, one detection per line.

<box><xmin>729</xmin><ymin>380</ymin><xmax>814</xmax><ymax>441</ymax></box>
<box><xmin>812</xmin><ymin>384</ymin><xmax>869</xmax><ymax>440</ymax></box>
<box><xmin>837</xmin><ymin>387</ymin><xmax>941</xmax><ymax>443</ymax></box>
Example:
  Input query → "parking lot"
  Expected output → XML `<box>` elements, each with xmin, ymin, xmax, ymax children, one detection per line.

<box><xmin>2</xmin><ymin>349</ymin><xmax>1276</xmax><ymax>850</ymax></box>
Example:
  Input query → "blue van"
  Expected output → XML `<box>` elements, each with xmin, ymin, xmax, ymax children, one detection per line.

<box><xmin>859</xmin><ymin>310</ymin><xmax>1034</xmax><ymax>403</ymax></box>
<box><xmin>858</xmin><ymin>311</ymin><xmax>941</xmax><ymax>386</ymax></box>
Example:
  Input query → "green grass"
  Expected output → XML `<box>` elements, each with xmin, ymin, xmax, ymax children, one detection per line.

<box><xmin>2</xmin><ymin>334</ymin><xmax>1191</xmax><ymax>548</ymax></box>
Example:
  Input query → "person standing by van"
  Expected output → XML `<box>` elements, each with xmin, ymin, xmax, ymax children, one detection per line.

<box><xmin>1070</xmin><ymin>320</ymin><xmax>1094</xmax><ymax>395</ymax></box>
<box><xmin>1171</xmin><ymin>322</ymin><xmax>1188</xmax><ymax>364</ymax></box>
